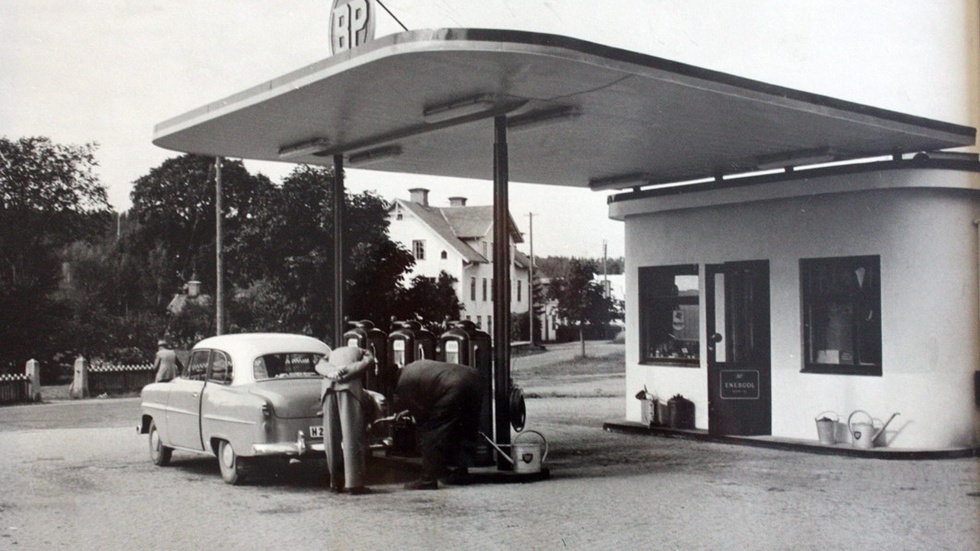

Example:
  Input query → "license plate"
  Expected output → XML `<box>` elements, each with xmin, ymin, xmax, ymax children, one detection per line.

<box><xmin>309</xmin><ymin>425</ymin><xmax>324</xmax><ymax>438</ymax></box>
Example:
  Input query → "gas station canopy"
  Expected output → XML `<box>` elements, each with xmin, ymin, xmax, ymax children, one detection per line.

<box><xmin>154</xmin><ymin>28</ymin><xmax>976</xmax><ymax>190</ymax></box>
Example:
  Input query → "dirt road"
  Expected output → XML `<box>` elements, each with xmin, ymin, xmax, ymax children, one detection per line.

<box><xmin>1</xmin><ymin>394</ymin><xmax>977</xmax><ymax>550</ymax></box>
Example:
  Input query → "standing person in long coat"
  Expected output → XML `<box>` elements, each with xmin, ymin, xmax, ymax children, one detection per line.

<box><xmin>316</xmin><ymin>346</ymin><xmax>375</xmax><ymax>495</ymax></box>
<box><xmin>394</xmin><ymin>359</ymin><xmax>483</xmax><ymax>490</ymax></box>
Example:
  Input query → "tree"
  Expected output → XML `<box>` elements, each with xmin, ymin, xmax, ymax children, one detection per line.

<box><xmin>129</xmin><ymin>154</ymin><xmax>274</xmax><ymax>298</ymax></box>
<box><xmin>547</xmin><ymin>258</ymin><xmax>620</xmax><ymax>357</ymax></box>
<box><xmin>399</xmin><ymin>272</ymin><xmax>464</xmax><ymax>333</ymax></box>
<box><xmin>231</xmin><ymin>165</ymin><xmax>415</xmax><ymax>340</ymax></box>
<box><xmin>0</xmin><ymin>136</ymin><xmax>110</xmax><ymax>369</ymax></box>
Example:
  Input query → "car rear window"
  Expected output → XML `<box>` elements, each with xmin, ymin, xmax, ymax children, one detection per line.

<box><xmin>253</xmin><ymin>353</ymin><xmax>323</xmax><ymax>380</ymax></box>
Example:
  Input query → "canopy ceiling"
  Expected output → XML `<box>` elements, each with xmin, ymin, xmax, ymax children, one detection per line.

<box><xmin>153</xmin><ymin>29</ymin><xmax>976</xmax><ymax>190</ymax></box>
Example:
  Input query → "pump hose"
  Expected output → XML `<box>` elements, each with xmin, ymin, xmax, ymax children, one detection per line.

<box><xmin>510</xmin><ymin>386</ymin><xmax>526</xmax><ymax>432</ymax></box>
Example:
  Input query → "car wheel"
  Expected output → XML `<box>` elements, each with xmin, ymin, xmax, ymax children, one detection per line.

<box><xmin>218</xmin><ymin>440</ymin><xmax>248</xmax><ymax>485</ymax></box>
<box><xmin>148</xmin><ymin>420</ymin><xmax>172</xmax><ymax>466</ymax></box>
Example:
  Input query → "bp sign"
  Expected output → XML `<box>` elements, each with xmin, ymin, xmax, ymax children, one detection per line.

<box><xmin>331</xmin><ymin>0</ymin><xmax>376</xmax><ymax>54</ymax></box>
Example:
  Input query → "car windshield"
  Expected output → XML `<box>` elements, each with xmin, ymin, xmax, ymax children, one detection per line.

<box><xmin>253</xmin><ymin>353</ymin><xmax>323</xmax><ymax>380</ymax></box>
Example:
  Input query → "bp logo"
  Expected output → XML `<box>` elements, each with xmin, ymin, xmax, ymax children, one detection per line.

<box><xmin>330</xmin><ymin>0</ymin><xmax>376</xmax><ymax>54</ymax></box>
<box><xmin>521</xmin><ymin>453</ymin><xmax>534</xmax><ymax>464</ymax></box>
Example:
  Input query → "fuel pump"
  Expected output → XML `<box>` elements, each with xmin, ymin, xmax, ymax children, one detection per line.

<box><xmin>342</xmin><ymin>320</ymin><xmax>388</xmax><ymax>395</ymax></box>
<box><xmin>386</xmin><ymin>320</ymin><xmax>437</xmax><ymax>456</ymax></box>
<box><xmin>439</xmin><ymin>320</ymin><xmax>494</xmax><ymax>465</ymax></box>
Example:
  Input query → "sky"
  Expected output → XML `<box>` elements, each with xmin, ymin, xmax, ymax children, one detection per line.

<box><xmin>2</xmin><ymin>1</ymin><xmax>977</xmax><ymax>259</ymax></box>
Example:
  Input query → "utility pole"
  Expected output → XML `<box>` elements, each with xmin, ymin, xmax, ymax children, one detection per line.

<box><xmin>527</xmin><ymin>212</ymin><xmax>536</xmax><ymax>346</ymax></box>
<box><xmin>215</xmin><ymin>157</ymin><xmax>224</xmax><ymax>335</ymax></box>
<box><xmin>602</xmin><ymin>239</ymin><xmax>609</xmax><ymax>298</ymax></box>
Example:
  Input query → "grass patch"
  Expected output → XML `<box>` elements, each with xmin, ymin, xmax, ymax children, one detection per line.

<box><xmin>518</xmin><ymin>350</ymin><xmax>625</xmax><ymax>379</ymax></box>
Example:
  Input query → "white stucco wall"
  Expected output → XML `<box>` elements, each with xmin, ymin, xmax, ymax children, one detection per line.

<box><xmin>619</xmin><ymin>167</ymin><xmax>979</xmax><ymax>449</ymax></box>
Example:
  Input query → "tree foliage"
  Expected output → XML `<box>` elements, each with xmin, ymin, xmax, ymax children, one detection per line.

<box><xmin>0</xmin><ymin>137</ymin><xmax>110</xmax><ymax>369</ymax></box>
<box><xmin>547</xmin><ymin>258</ymin><xmax>621</xmax><ymax>355</ymax></box>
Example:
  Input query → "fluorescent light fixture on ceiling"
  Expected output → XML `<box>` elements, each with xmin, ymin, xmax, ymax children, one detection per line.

<box><xmin>589</xmin><ymin>172</ymin><xmax>655</xmax><ymax>191</ymax></box>
<box><xmin>423</xmin><ymin>93</ymin><xmax>499</xmax><ymax>123</ymax></box>
<box><xmin>756</xmin><ymin>147</ymin><xmax>835</xmax><ymax>170</ymax></box>
<box><xmin>507</xmin><ymin>106</ymin><xmax>580</xmax><ymax>132</ymax></box>
<box><xmin>278</xmin><ymin>138</ymin><xmax>331</xmax><ymax>159</ymax></box>
<box><xmin>347</xmin><ymin>145</ymin><xmax>403</xmax><ymax>166</ymax></box>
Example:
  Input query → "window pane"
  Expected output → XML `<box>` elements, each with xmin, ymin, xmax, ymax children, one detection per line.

<box><xmin>185</xmin><ymin>350</ymin><xmax>210</xmax><ymax>381</ymax></box>
<box><xmin>801</xmin><ymin>256</ymin><xmax>881</xmax><ymax>375</ymax></box>
<box><xmin>209</xmin><ymin>351</ymin><xmax>232</xmax><ymax>383</ymax></box>
<box><xmin>254</xmin><ymin>353</ymin><xmax>322</xmax><ymax>380</ymax></box>
<box><xmin>639</xmin><ymin>265</ymin><xmax>700</xmax><ymax>365</ymax></box>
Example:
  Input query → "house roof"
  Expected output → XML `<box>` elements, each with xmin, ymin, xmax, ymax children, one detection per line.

<box><xmin>395</xmin><ymin>198</ymin><xmax>525</xmax><ymax>264</ymax></box>
<box><xmin>153</xmin><ymin>28</ymin><xmax>975</xmax><ymax>192</ymax></box>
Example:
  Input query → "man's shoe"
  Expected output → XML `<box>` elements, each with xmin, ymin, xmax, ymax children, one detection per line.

<box><xmin>346</xmin><ymin>486</ymin><xmax>373</xmax><ymax>495</ymax></box>
<box><xmin>403</xmin><ymin>479</ymin><xmax>438</xmax><ymax>490</ymax></box>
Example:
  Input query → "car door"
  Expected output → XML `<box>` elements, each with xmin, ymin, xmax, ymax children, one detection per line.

<box><xmin>166</xmin><ymin>349</ymin><xmax>209</xmax><ymax>451</ymax></box>
<box><xmin>199</xmin><ymin>349</ymin><xmax>236</xmax><ymax>447</ymax></box>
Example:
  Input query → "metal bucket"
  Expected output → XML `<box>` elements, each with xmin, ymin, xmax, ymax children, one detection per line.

<box><xmin>480</xmin><ymin>430</ymin><xmax>549</xmax><ymax>474</ymax></box>
<box><xmin>511</xmin><ymin>430</ymin><xmax>548</xmax><ymax>474</ymax></box>
<box><xmin>814</xmin><ymin>411</ymin><xmax>839</xmax><ymax>445</ymax></box>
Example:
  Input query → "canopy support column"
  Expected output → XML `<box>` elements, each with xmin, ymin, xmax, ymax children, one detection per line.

<box><xmin>332</xmin><ymin>154</ymin><xmax>345</xmax><ymax>348</ymax></box>
<box><xmin>492</xmin><ymin>115</ymin><xmax>512</xmax><ymax>469</ymax></box>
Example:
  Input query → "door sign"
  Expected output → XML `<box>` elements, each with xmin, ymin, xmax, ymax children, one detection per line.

<box><xmin>719</xmin><ymin>370</ymin><xmax>760</xmax><ymax>400</ymax></box>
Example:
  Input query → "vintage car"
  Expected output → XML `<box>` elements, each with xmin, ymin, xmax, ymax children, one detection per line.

<box><xmin>138</xmin><ymin>333</ymin><xmax>385</xmax><ymax>484</ymax></box>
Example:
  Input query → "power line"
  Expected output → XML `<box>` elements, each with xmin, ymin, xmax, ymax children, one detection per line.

<box><xmin>375</xmin><ymin>0</ymin><xmax>408</xmax><ymax>32</ymax></box>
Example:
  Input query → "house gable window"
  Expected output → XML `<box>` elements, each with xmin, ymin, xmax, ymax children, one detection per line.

<box><xmin>639</xmin><ymin>264</ymin><xmax>700</xmax><ymax>366</ymax></box>
<box><xmin>412</xmin><ymin>240</ymin><xmax>426</xmax><ymax>260</ymax></box>
<box><xmin>801</xmin><ymin>255</ymin><xmax>881</xmax><ymax>376</ymax></box>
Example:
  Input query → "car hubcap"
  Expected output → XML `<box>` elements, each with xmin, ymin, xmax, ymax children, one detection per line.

<box><xmin>222</xmin><ymin>443</ymin><xmax>234</xmax><ymax>467</ymax></box>
<box><xmin>151</xmin><ymin>430</ymin><xmax>160</xmax><ymax>452</ymax></box>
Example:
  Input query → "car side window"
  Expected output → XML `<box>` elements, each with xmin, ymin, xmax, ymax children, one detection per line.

<box><xmin>184</xmin><ymin>350</ymin><xmax>210</xmax><ymax>381</ymax></box>
<box><xmin>208</xmin><ymin>350</ymin><xmax>233</xmax><ymax>384</ymax></box>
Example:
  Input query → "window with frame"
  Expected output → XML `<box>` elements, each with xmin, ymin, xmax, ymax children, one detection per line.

<box><xmin>801</xmin><ymin>255</ymin><xmax>881</xmax><ymax>376</ymax></box>
<box><xmin>639</xmin><ymin>264</ymin><xmax>700</xmax><ymax>366</ymax></box>
<box><xmin>184</xmin><ymin>350</ymin><xmax>210</xmax><ymax>381</ymax></box>
<box><xmin>470</xmin><ymin>277</ymin><xmax>477</xmax><ymax>301</ymax></box>
<box><xmin>482</xmin><ymin>278</ymin><xmax>487</xmax><ymax>301</ymax></box>
<box><xmin>207</xmin><ymin>350</ymin><xmax>233</xmax><ymax>384</ymax></box>
<box><xmin>412</xmin><ymin>239</ymin><xmax>426</xmax><ymax>260</ymax></box>
<box><xmin>253</xmin><ymin>352</ymin><xmax>322</xmax><ymax>380</ymax></box>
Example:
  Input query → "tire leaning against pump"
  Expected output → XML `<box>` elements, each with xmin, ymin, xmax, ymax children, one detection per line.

<box><xmin>148</xmin><ymin>420</ymin><xmax>172</xmax><ymax>466</ymax></box>
<box><xmin>217</xmin><ymin>439</ymin><xmax>248</xmax><ymax>485</ymax></box>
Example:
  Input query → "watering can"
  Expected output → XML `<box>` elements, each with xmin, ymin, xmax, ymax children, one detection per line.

<box><xmin>847</xmin><ymin>410</ymin><xmax>900</xmax><ymax>449</ymax></box>
<box><xmin>479</xmin><ymin>430</ymin><xmax>548</xmax><ymax>474</ymax></box>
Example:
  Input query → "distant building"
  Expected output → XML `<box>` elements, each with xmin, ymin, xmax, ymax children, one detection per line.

<box><xmin>387</xmin><ymin>188</ymin><xmax>530</xmax><ymax>334</ymax></box>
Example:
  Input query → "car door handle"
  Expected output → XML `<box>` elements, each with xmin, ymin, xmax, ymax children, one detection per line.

<box><xmin>192</xmin><ymin>393</ymin><xmax>199</xmax><ymax>398</ymax></box>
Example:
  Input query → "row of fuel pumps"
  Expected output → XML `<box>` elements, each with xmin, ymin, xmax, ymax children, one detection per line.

<box><xmin>344</xmin><ymin>318</ymin><xmax>521</xmax><ymax>466</ymax></box>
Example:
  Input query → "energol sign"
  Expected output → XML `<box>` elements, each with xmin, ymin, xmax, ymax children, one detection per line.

<box><xmin>331</xmin><ymin>0</ymin><xmax>376</xmax><ymax>54</ymax></box>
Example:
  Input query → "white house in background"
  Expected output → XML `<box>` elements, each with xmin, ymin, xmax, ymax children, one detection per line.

<box><xmin>387</xmin><ymin>188</ymin><xmax>530</xmax><ymax>334</ymax></box>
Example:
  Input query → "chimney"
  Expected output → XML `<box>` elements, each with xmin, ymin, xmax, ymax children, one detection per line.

<box><xmin>409</xmin><ymin>188</ymin><xmax>429</xmax><ymax>206</ymax></box>
<box><xmin>448</xmin><ymin>196</ymin><xmax>467</xmax><ymax>207</ymax></box>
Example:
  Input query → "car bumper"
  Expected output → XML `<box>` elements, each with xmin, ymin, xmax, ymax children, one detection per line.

<box><xmin>252</xmin><ymin>431</ymin><xmax>325</xmax><ymax>456</ymax></box>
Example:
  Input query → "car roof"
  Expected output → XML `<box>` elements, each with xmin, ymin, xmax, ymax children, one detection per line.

<box><xmin>191</xmin><ymin>333</ymin><xmax>330</xmax><ymax>382</ymax></box>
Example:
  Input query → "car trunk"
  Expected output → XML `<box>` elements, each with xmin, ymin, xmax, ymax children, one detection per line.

<box><xmin>248</xmin><ymin>378</ymin><xmax>323</xmax><ymax>419</ymax></box>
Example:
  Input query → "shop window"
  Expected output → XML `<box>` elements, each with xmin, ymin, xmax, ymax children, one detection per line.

<box><xmin>801</xmin><ymin>255</ymin><xmax>881</xmax><ymax>376</ymax></box>
<box><xmin>639</xmin><ymin>264</ymin><xmax>700</xmax><ymax>366</ymax></box>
